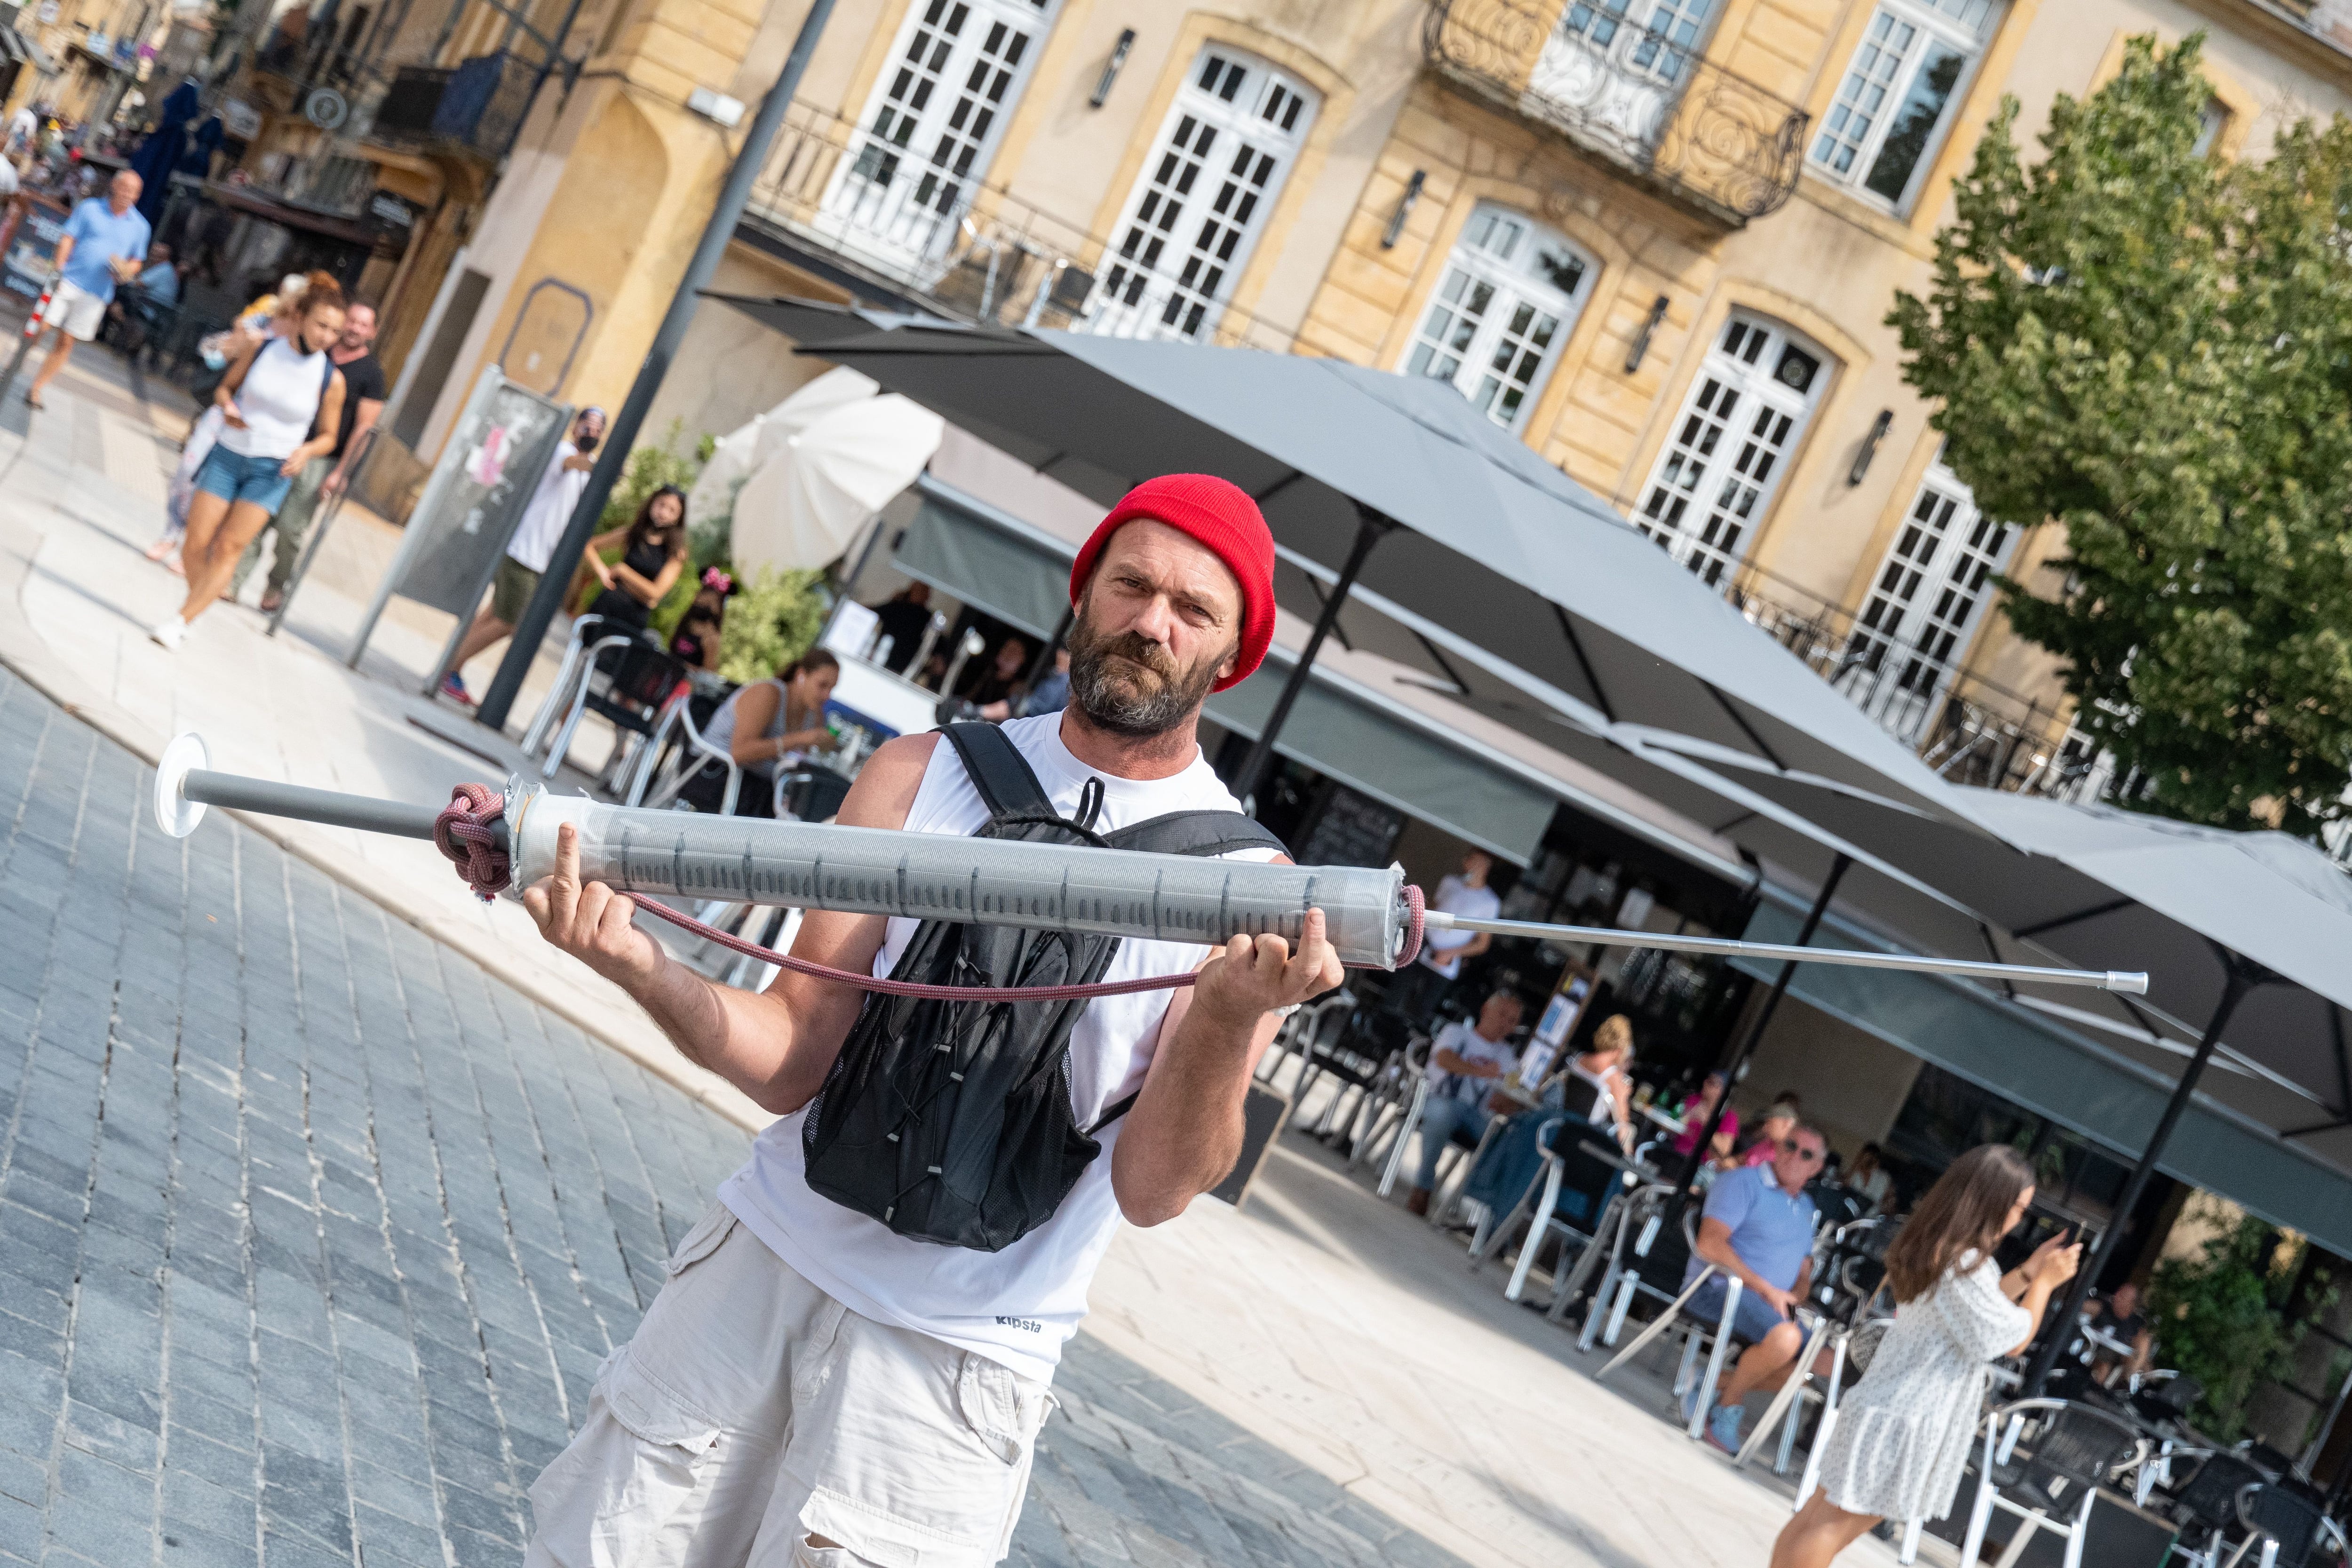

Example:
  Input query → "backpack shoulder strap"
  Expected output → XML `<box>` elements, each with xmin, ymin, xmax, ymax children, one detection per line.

<box><xmin>1083</xmin><ymin>810</ymin><xmax>1287</xmax><ymax>1138</ymax></box>
<box><xmin>1106</xmin><ymin>808</ymin><xmax>1289</xmax><ymax>860</ymax></box>
<box><xmin>941</xmin><ymin>721</ymin><xmax>1055</xmax><ymax>821</ymax></box>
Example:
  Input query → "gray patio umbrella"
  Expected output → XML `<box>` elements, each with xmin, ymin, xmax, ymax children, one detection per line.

<box><xmin>1701</xmin><ymin>764</ymin><xmax>2352</xmax><ymax>1387</ymax></box>
<box><xmin>723</xmin><ymin>301</ymin><xmax>1961</xmax><ymax>822</ymax></box>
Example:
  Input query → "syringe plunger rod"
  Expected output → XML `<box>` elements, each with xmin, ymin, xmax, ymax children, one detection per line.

<box><xmin>509</xmin><ymin>792</ymin><xmax>1410</xmax><ymax>968</ymax></box>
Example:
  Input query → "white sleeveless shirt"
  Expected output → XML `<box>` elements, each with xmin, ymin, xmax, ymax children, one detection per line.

<box><xmin>718</xmin><ymin>715</ymin><xmax>1279</xmax><ymax>1382</ymax></box>
<box><xmin>219</xmin><ymin>335</ymin><xmax>330</xmax><ymax>460</ymax></box>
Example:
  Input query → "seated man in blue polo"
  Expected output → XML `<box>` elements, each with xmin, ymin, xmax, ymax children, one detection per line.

<box><xmin>1682</xmin><ymin>1121</ymin><xmax>1826</xmax><ymax>1453</ymax></box>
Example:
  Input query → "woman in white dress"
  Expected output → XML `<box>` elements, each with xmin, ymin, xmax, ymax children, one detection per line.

<box><xmin>1769</xmin><ymin>1144</ymin><xmax>2082</xmax><ymax>1568</ymax></box>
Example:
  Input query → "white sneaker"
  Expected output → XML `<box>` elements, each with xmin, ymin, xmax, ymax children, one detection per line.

<box><xmin>149</xmin><ymin>617</ymin><xmax>187</xmax><ymax>651</ymax></box>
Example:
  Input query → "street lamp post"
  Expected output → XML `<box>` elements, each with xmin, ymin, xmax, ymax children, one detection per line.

<box><xmin>475</xmin><ymin>0</ymin><xmax>839</xmax><ymax>732</ymax></box>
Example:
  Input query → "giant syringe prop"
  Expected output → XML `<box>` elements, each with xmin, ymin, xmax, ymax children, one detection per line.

<box><xmin>152</xmin><ymin>734</ymin><xmax>2149</xmax><ymax>995</ymax></box>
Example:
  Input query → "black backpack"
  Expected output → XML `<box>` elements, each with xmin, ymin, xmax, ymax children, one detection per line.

<box><xmin>800</xmin><ymin>723</ymin><xmax>1287</xmax><ymax>1251</ymax></box>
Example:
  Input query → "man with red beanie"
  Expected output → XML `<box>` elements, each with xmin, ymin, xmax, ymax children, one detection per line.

<box><xmin>520</xmin><ymin>474</ymin><xmax>1335</xmax><ymax>1567</ymax></box>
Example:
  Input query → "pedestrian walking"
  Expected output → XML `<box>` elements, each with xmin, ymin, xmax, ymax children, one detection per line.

<box><xmin>438</xmin><ymin>406</ymin><xmax>606</xmax><ymax>703</ymax></box>
<box><xmin>520</xmin><ymin>474</ymin><xmax>1334</xmax><ymax>1566</ymax></box>
<box><xmin>227</xmin><ymin>298</ymin><xmax>386</xmax><ymax>613</ymax></box>
<box><xmin>149</xmin><ymin>278</ymin><xmax>348</xmax><ymax>651</ymax></box>
<box><xmin>1769</xmin><ymin>1144</ymin><xmax>2082</xmax><ymax>1568</ymax></box>
<box><xmin>23</xmin><ymin>169</ymin><xmax>149</xmax><ymax>409</ymax></box>
<box><xmin>146</xmin><ymin>276</ymin><xmax>318</xmax><ymax>572</ymax></box>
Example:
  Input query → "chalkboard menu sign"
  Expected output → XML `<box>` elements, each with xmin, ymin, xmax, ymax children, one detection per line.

<box><xmin>1296</xmin><ymin>782</ymin><xmax>1406</xmax><ymax>868</ymax></box>
<box><xmin>1</xmin><ymin>201</ymin><xmax>69</xmax><ymax>302</ymax></box>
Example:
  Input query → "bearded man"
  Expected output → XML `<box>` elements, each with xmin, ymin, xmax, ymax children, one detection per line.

<box><xmin>521</xmin><ymin>474</ymin><xmax>1337</xmax><ymax>1567</ymax></box>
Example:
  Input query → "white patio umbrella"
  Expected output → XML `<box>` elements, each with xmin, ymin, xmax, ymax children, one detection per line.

<box><xmin>720</xmin><ymin>374</ymin><xmax>944</xmax><ymax>575</ymax></box>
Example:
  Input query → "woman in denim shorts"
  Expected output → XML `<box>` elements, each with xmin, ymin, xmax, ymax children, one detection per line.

<box><xmin>150</xmin><ymin>273</ymin><xmax>348</xmax><ymax>651</ymax></box>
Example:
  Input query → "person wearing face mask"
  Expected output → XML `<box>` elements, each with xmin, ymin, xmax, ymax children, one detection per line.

<box><xmin>440</xmin><ymin>406</ymin><xmax>607</xmax><ymax>704</ymax></box>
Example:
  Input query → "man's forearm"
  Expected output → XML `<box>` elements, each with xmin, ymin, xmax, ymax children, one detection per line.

<box><xmin>1697</xmin><ymin>1236</ymin><xmax>1772</xmax><ymax>1298</ymax></box>
<box><xmin>1112</xmin><ymin>1007</ymin><xmax>1263</xmax><ymax>1225</ymax></box>
<box><xmin>626</xmin><ymin>953</ymin><xmax>826</xmax><ymax>1114</ymax></box>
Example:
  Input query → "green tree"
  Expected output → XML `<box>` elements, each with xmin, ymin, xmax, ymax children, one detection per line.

<box><xmin>1891</xmin><ymin>34</ymin><xmax>2352</xmax><ymax>837</ymax></box>
<box><xmin>2145</xmin><ymin>1207</ymin><xmax>2303</xmax><ymax>1441</ymax></box>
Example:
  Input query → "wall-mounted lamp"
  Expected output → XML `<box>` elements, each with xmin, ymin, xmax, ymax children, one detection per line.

<box><xmin>1848</xmin><ymin>409</ymin><xmax>1894</xmax><ymax>486</ymax></box>
<box><xmin>1089</xmin><ymin>28</ymin><xmax>1136</xmax><ymax>107</ymax></box>
<box><xmin>1380</xmin><ymin>168</ymin><xmax>1426</xmax><ymax>249</ymax></box>
<box><xmin>1623</xmin><ymin>294</ymin><xmax>1670</xmax><ymax>374</ymax></box>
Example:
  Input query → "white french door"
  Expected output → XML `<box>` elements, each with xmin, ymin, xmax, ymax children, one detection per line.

<box><xmin>1635</xmin><ymin>313</ymin><xmax>1827</xmax><ymax>584</ymax></box>
<box><xmin>1084</xmin><ymin>47</ymin><xmax>1317</xmax><ymax>342</ymax></box>
<box><xmin>1401</xmin><ymin>204</ymin><xmax>1594</xmax><ymax>432</ymax></box>
<box><xmin>820</xmin><ymin>0</ymin><xmax>1058</xmax><ymax>274</ymax></box>
<box><xmin>1844</xmin><ymin>456</ymin><xmax>2014</xmax><ymax>732</ymax></box>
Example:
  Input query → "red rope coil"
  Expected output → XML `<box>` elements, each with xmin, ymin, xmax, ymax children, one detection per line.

<box><xmin>434</xmin><ymin>783</ymin><xmax>511</xmax><ymax>901</ymax></box>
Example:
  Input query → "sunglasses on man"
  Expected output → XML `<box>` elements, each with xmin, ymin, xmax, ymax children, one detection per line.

<box><xmin>1780</xmin><ymin>1138</ymin><xmax>1826</xmax><ymax>1163</ymax></box>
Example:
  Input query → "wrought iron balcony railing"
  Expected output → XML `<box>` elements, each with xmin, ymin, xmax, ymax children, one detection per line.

<box><xmin>743</xmin><ymin>100</ymin><xmax>1302</xmax><ymax>351</ymax></box>
<box><xmin>1422</xmin><ymin>0</ymin><xmax>1808</xmax><ymax>226</ymax></box>
<box><xmin>367</xmin><ymin>51</ymin><xmax>540</xmax><ymax>163</ymax></box>
<box><xmin>1700</xmin><ymin>554</ymin><xmax>2105</xmax><ymax>799</ymax></box>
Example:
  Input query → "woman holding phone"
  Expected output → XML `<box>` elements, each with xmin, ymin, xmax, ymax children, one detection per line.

<box><xmin>151</xmin><ymin>274</ymin><xmax>347</xmax><ymax>650</ymax></box>
<box><xmin>1769</xmin><ymin>1144</ymin><xmax>2082</xmax><ymax>1568</ymax></box>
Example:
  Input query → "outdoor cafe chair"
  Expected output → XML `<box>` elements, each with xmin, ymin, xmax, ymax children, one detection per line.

<box><xmin>627</xmin><ymin>685</ymin><xmax>740</xmax><ymax>812</ymax></box>
<box><xmin>521</xmin><ymin>614</ymin><xmax>615</xmax><ymax>758</ymax></box>
<box><xmin>2222</xmin><ymin>1482</ymin><xmax>2349</xmax><ymax>1568</ymax></box>
<box><xmin>1286</xmin><ymin>1002</ymin><xmax>1397</xmax><ymax>1144</ymax></box>
<box><xmin>2152</xmin><ymin>1451</ymin><xmax>2271</xmax><ymax>1568</ymax></box>
<box><xmin>1474</xmin><ymin>1118</ymin><xmax>1646</xmax><ymax>1305</ymax></box>
<box><xmin>1258</xmin><ymin>992</ymin><xmax>1355</xmax><ymax>1092</ymax></box>
<box><xmin>540</xmin><ymin>639</ymin><xmax>691</xmax><ymax>788</ymax></box>
<box><xmin>1574</xmin><ymin>1180</ymin><xmax>1676</xmax><ymax>1348</ymax></box>
<box><xmin>1958</xmin><ymin>1397</ymin><xmax>2148</xmax><ymax>1568</ymax></box>
<box><xmin>1735</xmin><ymin>1309</ymin><xmax>1851</xmax><ymax>1479</ymax></box>
<box><xmin>1592</xmin><ymin>1212</ymin><xmax>1748</xmax><ymax>1442</ymax></box>
<box><xmin>774</xmin><ymin>765</ymin><xmax>852</xmax><ymax>823</ymax></box>
<box><xmin>1359</xmin><ymin>1035</ymin><xmax>1431</xmax><ymax>1187</ymax></box>
<box><xmin>1424</xmin><ymin>1106</ymin><xmax>1508</xmax><ymax>1232</ymax></box>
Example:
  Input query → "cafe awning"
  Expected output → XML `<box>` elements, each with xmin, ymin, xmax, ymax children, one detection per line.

<box><xmin>721</xmin><ymin>300</ymin><xmax>1966</xmax><ymax>827</ymax></box>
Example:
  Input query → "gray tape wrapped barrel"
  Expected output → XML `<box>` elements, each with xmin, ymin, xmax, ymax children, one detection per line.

<box><xmin>508</xmin><ymin>789</ymin><xmax>1410</xmax><ymax>968</ymax></box>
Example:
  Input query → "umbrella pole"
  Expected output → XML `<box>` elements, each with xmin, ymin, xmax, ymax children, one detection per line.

<box><xmin>472</xmin><ymin>0</ymin><xmax>842</xmax><ymax>732</ymax></box>
<box><xmin>2021</xmin><ymin>962</ymin><xmax>2260</xmax><ymax>1397</ymax></box>
<box><xmin>1236</xmin><ymin>503</ymin><xmax>1393</xmax><ymax>815</ymax></box>
<box><xmin>1661</xmin><ymin>854</ymin><xmax>1851</xmax><ymax>1244</ymax></box>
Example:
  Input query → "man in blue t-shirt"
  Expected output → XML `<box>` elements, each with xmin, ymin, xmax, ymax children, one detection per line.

<box><xmin>1681</xmin><ymin>1121</ymin><xmax>1824</xmax><ymax>1452</ymax></box>
<box><xmin>25</xmin><ymin>170</ymin><xmax>151</xmax><ymax>409</ymax></box>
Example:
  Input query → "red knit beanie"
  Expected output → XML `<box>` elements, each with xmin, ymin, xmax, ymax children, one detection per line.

<box><xmin>1069</xmin><ymin>474</ymin><xmax>1275</xmax><ymax>692</ymax></box>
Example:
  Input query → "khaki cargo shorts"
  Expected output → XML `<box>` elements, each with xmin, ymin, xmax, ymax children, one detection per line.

<box><xmin>523</xmin><ymin>1206</ymin><xmax>1049</xmax><ymax>1568</ymax></box>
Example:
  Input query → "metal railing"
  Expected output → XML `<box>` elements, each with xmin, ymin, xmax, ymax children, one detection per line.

<box><xmin>742</xmin><ymin>100</ymin><xmax>1302</xmax><ymax>351</ymax></box>
<box><xmin>1422</xmin><ymin>0</ymin><xmax>1808</xmax><ymax>226</ymax></box>
<box><xmin>1707</xmin><ymin>557</ymin><xmax>2106</xmax><ymax>799</ymax></box>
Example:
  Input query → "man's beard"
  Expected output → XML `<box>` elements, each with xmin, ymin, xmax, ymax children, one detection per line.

<box><xmin>1065</xmin><ymin>610</ymin><xmax>1229</xmax><ymax>738</ymax></box>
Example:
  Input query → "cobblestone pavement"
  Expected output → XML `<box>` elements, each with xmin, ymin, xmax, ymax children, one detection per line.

<box><xmin>0</xmin><ymin>673</ymin><xmax>1461</xmax><ymax>1568</ymax></box>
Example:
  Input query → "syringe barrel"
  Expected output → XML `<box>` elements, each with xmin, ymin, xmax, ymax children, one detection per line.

<box><xmin>508</xmin><ymin>789</ymin><xmax>1408</xmax><ymax>968</ymax></box>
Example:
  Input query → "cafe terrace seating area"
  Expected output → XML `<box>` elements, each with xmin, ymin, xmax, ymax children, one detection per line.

<box><xmin>1248</xmin><ymin>982</ymin><xmax>2352</xmax><ymax>1568</ymax></box>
